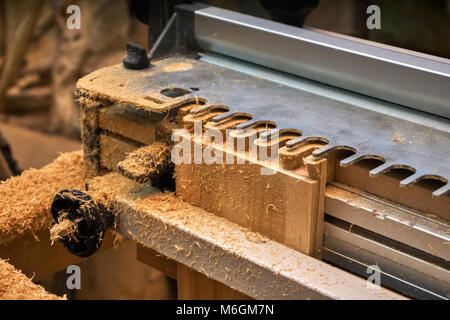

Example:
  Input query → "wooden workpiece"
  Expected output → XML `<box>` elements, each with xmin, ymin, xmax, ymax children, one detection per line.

<box><xmin>79</xmin><ymin>97</ymin><xmax>101</xmax><ymax>175</ymax></box>
<box><xmin>98</xmin><ymin>104</ymin><xmax>156</xmax><ymax>145</ymax></box>
<box><xmin>79</xmin><ymin>94</ymin><xmax>183</xmax><ymax>176</ymax></box>
<box><xmin>137</xmin><ymin>245</ymin><xmax>177</xmax><ymax>280</ymax></box>
<box><xmin>173</xmin><ymin>117</ymin><xmax>328</xmax><ymax>257</ymax></box>
<box><xmin>99</xmin><ymin>134</ymin><xmax>140</xmax><ymax>172</ymax></box>
<box><xmin>177</xmin><ymin>264</ymin><xmax>250</xmax><ymax>300</ymax></box>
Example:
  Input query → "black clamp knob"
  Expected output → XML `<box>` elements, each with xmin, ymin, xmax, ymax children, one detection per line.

<box><xmin>123</xmin><ymin>42</ymin><xmax>150</xmax><ymax>70</ymax></box>
<box><xmin>50</xmin><ymin>189</ymin><xmax>114</xmax><ymax>258</ymax></box>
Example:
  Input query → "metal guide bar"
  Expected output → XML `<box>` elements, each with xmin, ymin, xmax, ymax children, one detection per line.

<box><xmin>199</xmin><ymin>52</ymin><xmax>450</xmax><ymax>133</ymax></box>
<box><xmin>325</xmin><ymin>184</ymin><xmax>450</xmax><ymax>261</ymax></box>
<box><xmin>324</xmin><ymin>183</ymin><xmax>449</xmax><ymax>299</ymax></box>
<box><xmin>322</xmin><ymin>247</ymin><xmax>445</xmax><ymax>300</ymax></box>
<box><xmin>323</xmin><ymin>222</ymin><xmax>449</xmax><ymax>299</ymax></box>
<box><xmin>187</xmin><ymin>5</ymin><xmax>450</xmax><ymax>119</ymax></box>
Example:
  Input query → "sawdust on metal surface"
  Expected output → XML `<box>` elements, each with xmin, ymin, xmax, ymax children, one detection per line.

<box><xmin>0</xmin><ymin>259</ymin><xmax>64</xmax><ymax>300</ymax></box>
<box><xmin>162</xmin><ymin>62</ymin><xmax>193</xmax><ymax>73</ymax></box>
<box><xmin>391</xmin><ymin>133</ymin><xmax>407</xmax><ymax>143</ymax></box>
<box><xmin>0</xmin><ymin>151</ymin><xmax>90</xmax><ymax>245</ymax></box>
<box><xmin>76</xmin><ymin>63</ymin><xmax>164</xmax><ymax>112</ymax></box>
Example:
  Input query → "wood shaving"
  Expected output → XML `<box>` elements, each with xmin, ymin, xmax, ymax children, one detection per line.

<box><xmin>0</xmin><ymin>259</ymin><xmax>64</xmax><ymax>300</ymax></box>
<box><xmin>118</xmin><ymin>142</ymin><xmax>171</xmax><ymax>184</ymax></box>
<box><xmin>0</xmin><ymin>151</ymin><xmax>90</xmax><ymax>245</ymax></box>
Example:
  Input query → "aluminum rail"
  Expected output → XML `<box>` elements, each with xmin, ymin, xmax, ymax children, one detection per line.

<box><xmin>190</xmin><ymin>5</ymin><xmax>450</xmax><ymax>119</ymax></box>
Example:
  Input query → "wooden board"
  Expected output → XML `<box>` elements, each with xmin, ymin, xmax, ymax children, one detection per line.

<box><xmin>137</xmin><ymin>244</ymin><xmax>177</xmax><ymax>279</ymax></box>
<box><xmin>305</xmin><ymin>156</ymin><xmax>327</xmax><ymax>259</ymax></box>
<box><xmin>0</xmin><ymin>228</ymin><xmax>114</xmax><ymax>282</ymax></box>
<box><xmin>80</xmin><ymin>97</ymin><xmax>101</xmax><ymax>175</ymax></box>
<box><xmin>175</xmin><ymin>134</ymin><xmax>322</xmax><ymax>256</ymax></box>
<box><xmin>99</xmin><ymin>104</ymin><xmax>156</xmax><ymax>145</ymax></box>
<box><xmin>99</xmin><ymin>134</ymin><xmax>139</xmax><ymax>171</ymax></box>
<box><xmin>177</xmin><ymin>264</ymin><xmax>250</xmax><ymax>300</ymax></box>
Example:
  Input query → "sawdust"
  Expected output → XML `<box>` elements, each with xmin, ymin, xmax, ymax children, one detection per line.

<box><xmin>86</xmin><ymin>172</ymin><xmax>144</xmax><ymax>215</ymax></box>
<box><xmin>74</xmin><ymin>171</ymin><xmax>261</xmax><ymax>248</ymax></box>
<box><xmin>76</xmin><ymin>58</ymin><xmax>203</xmax><ymax>124</ymax></box>
<box><xmin>129</xmin><ymin>191</ymin><xmax>267</xmax><ymax>251</ymax></box>
<box><xmin>49</xmin><ymin>214</ymin><xmax>79</xmax><ymax>244</ymax></box>
<box><xmin>77</xmin><ymin>64</ymin><xmax>162</xmax><ymax>108</ymax></box>
<box><xmin>162</xmin><ymin>62</ymin><xmax>193</xmax><ymax>73</ymax></box>
<box><xmin>0</xmin><ymin>259</ymin><xmax>64</xmax><ymax>300</ymax></box>
<box><xmin>391</xmin><ymin>134</ymin><xmax>406</xmax><ymax>143</ymax></box>
<box><xmin>0</xmin><ymin>151</ymin><xmax>90</xmax><ymax>245</ymax></box>
<box><xmin>118</xmin><ymin>142</ymin><xmax>171</xmax><ymax>184</ymax></box>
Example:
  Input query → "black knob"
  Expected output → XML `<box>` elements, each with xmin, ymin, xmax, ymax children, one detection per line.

<box><xmin>123</xmin><ymin>42</ymin><xmax>150</xmax><ymax>70</ymax></box>
<box><xmin>50</xmin><ymin>189</ymin><xmax>114</xmax><ymax>258</ymax></box>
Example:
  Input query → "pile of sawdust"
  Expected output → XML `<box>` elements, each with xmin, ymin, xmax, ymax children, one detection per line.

<box><xmin>118</xmin><ymin>142</ymin><xmax>171</xmax><ymax>184</ymax></box>
<box><xmin>76</xmin><ymin>172</ymin><xmax>268</xmax><ymax>255</ymax></box>
<box><xmin>0</xmin><ymin>259</ymin><xmax>64</xmax><ymax>300</ymax></box>
<box><xmin>49</xmin><ymin>216</ymin><xmax>79</xmax><ymax>244</ymax></box>
<box><xmin>0</xmin><ymin>151</ymin><xmax>90</xmax><ymax>245</ymax></box>
<box><xmin>119</xmin><ymin>191</ymin><xmax>269</xmax><ymax>254</ymax></box>
<box><xmin>86</xmin><ymin>172</ymin><xmax>144</xmax><ymax>215</ymax></box>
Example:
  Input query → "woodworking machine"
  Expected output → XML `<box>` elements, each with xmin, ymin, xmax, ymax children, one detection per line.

<box><xmin>51</xmin><ymin>3</ymin><xmax>449</xmax><ymax>299</ymax></box>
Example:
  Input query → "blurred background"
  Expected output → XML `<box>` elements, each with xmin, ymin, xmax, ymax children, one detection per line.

<box><xmin>0</xmin><ymin>0</ymin><xmax>448</xmax><ymax>299</ymax></box>
<box><xmin>0</xmin><ymin>0</ymin><xmax>448</xmax><ymax>141</ymax></box>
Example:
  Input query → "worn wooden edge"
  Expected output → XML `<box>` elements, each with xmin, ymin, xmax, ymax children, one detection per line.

<box><xmin>99</xmin><ymin>134</ymin><xmax>140</xmax><ymax>171</ymax></box>
<box><xmin>75</xmin><ymin>60</ymin><xmax>197</xmax><ymax>116</ymax></box>
<box><xmin>177</xmin><ymin>263</ymin><xmax>251</xmax><ymax>300</ymax></box>
<box><xmin>0</xmin><ymin>258</ymin><xmax>65</xmax><ymax>300</ymax></box>
<box><xmin>137</xmin><ymin>244</ymin><xmax>177</xmax><ymax>279</ymax></box>
<box><xmin>98</xmin><ymin>105</ymin><xmax>156</xmax><ymax>145</ymax></box>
